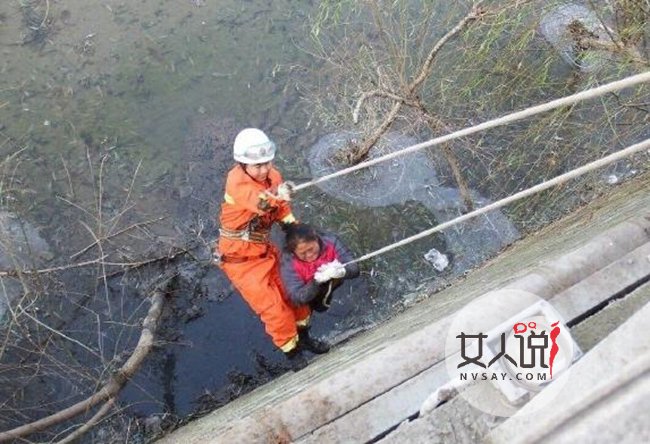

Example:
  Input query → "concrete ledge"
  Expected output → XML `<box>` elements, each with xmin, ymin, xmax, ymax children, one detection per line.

<box><xmin>297</xmin><ymin>361</ymin><xmax>448</xmax><ymax>443</ymax></box>
<box><xmin>553</xmin><ymin>242</ymin><xmax>650</xmax><ymax>321</ymax></box>
<box><xmin>572</xmin><ymin>281</ymin><xmax>650</xmax><ymax>352</ymax></box>
<box><xmin>377</xmin><ymin>296</ymin><xmax>650</xmax><ymax>444</ymax></box>
<box><xmin>488</xmin><ymin>301</ymin><xmax>650</xmax><ymax>444</ymax></box>
<box><xmin>298</xmin><ymin>241</ymin><xmax>650</xmax><ymax>443</ymax></box>
<box><xmin>505</xmin><ymin>217</ymin><xmax>650</xmax><ymax>298</ymax></box>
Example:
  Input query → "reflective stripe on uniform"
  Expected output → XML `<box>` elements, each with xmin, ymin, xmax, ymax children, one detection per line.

<box><xmin>219</xmin><ymin>227</ymin><xmax>270</xmax><ymax>243</ymax></box>
<box><xmin>296</xmin><ymin>314</ymin><xmax>311</xmax><ymax>328</ymax></box>
<box><xmin>282</xmin><ymin>213</ymin><xmax>297</xmax><ymax>224</ymax></box>
<box><xmin>224</xmin><ymin>192</ymin><xmax>269</xmax><ymax>205</ymax></box>
<box><xmin>280</xmin><ymin>335</ymin><xmax>299</xmax><ymax>352</ymax></box>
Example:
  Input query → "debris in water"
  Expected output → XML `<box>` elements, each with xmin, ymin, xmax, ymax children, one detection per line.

<box><xmin>424</xmin><ymin>248</ymin><xmax>449</xmax><ymax>272</ymax></box>
<box><xmin>539</xmin><ymin>3</ymin><xmax>615</xmax><ymax>71</ymax></box>
<box><xmin>606</xmin><ymin>174</ymin><xmax>619</xmax><ymax>185</ymax></box>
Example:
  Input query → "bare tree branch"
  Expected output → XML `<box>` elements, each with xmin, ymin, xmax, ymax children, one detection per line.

<box><xmin>410</xmin><ymin>1</ymin><xmax>485</xmax><ymax>92</ymax></box>
<box><xmin>352</xmin><ymin>1</ymin><xmax>485</xmax><ymax>162</ymax></box>
<box><xmin>0</xmin><ymin>241</ymin><xmax>192</xmax><ymax>279</ymax></box>
<box><xmin>70</xmin><ymin>217</ymin><xmax>166</xmax><ymax>260</ymax></box>
<box><xmin>18</xmin><ymin>307</ymin><xmax>102</xmax><ymax>359</ymax></box>
<box><xmin>99</xmin><ymin>244</ymin><xmax>194</xmax><ymax>279</ymax></box>
<box><xmin>55</xmin><ymin>398</ymin><xmax>115</xmax><ymax>444</ymax></box>
<box><xmin>0</xmin><ymin>257</ymin><xmax>106</xmax><ymax>277</ymax></box>
<box><xmin>0</xmin><ymin>282</ymin><xmax>168</xmax><ymax>442</ymax></box>
<box><xmin>353</xmin><ymin>89</ymin><xmax>420</xmax><ymax>123</ymax></box>
<box><xmin>108</xmin><ymin>158</ymin><xmax>142</xmax><ymax>235</ymax></box>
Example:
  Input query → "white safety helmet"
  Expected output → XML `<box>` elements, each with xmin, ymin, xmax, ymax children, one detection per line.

<box><xmin>233</xmin><ymin>128</ymin><xmax>276</xmax><ymax>164</ymax></box>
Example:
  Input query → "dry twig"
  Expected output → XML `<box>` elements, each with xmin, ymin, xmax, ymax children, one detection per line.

<box><xmin>55</xmin><ymin>398</ymin><xmax>115</xmax><ymax>444</ymax></box>
<box><xmin>0</xmin><ymin>282</ymin><xmax>168</xmax><ymax>442</ymax></box>
<box><xmin>100</xmin><ymin>244</ymin><xmax>193</xmax><ymax>279</ymax></box>
<box><xmin>0</xmin><ymin>257</ymin><xmax>106</xmax><ymax>277</ymax></box>
<box><xmin>346</xmin><ymin>2</ymin><xmax>485</xmax><ymax>210</ymax></box>
<box><xmin>70</xmin><ymin>217</ymin><xmax>165</xmax><ymax>260</ymax></box>
<box><xmin>352</xmin><ymin>1</ymin><xmax>485</xmax><ymax>162</ymax></box>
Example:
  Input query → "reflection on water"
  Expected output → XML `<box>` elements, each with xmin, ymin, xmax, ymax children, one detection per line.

<box><xmin>308</xmin><ymin>131</ymin><xmax>519</xmax><ymax>279</ymax></box>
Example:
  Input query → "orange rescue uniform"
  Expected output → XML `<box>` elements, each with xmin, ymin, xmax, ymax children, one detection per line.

<box><xmin>216</xmin><ymin>164</ymin><xmax>310</xmax><ymax>352</ymax></box>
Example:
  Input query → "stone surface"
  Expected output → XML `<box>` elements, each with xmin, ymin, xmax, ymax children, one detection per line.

<box><xmin>572</xmin><ymin>282</ymin><xmax>650</xmax><ymax>352</ymax></box>
<box><xmin>552</xmin><ymin>242</ymin><xmax>650</xmax><ymax>324</ymax></box>
<box><xmin>488</xmin><ymin>298</ymin><xmax>650</xmax><ymax>444</ymax></box>
<box><xmin>0</xmin><ymin>210</ymin><xmax>51</xmax><ymax>322</ymax></box>
<box><xmin>380</xmin><ymin>393</ymin><xmax>501</xmax><ymax>444</ymax></box>
<box><xmin>380</xmin><ymin>290</ymin><xmax>650</xmax><ymax>444</ymax></box>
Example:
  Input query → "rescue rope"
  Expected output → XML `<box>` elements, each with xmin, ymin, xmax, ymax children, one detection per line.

<box><xmin>346</xmin><ymin>137</ymin><xmax>650</xmax><ymax>265</ymax></box>
<box><xmin>231</xmin><ymin>72</ymin><xmax>650</xmax><ymax>269</ymax></box>
<box><xmin>293</xmin><ymin>70</ymin><xmax>650</xmax><ymax>192</ymax></box>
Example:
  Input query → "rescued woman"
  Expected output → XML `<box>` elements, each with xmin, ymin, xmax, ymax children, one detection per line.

<box><xmin>281</xmin><ymin>223</ymin><xmax>360</xmax><ymax>317</ymax></box>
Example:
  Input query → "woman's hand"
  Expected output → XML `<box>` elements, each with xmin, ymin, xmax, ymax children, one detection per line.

<box><xmin>314</xmin><ymin>260</ymin><xmax>346</xmax><ymax>283</ymax></box>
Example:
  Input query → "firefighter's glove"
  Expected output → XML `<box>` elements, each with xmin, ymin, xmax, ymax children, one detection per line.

<box><xmin>277</xmin><ymin>181</ymin><xmax>296</xmax><ymax>201</ymax></box>
<box><xmin>314</xmin><ymin>260</ymin><xmax>346</xmax><ymax>283</ymax></box>
<box><xmin>258</xmin><ymin>193</ymin><xmax>281</xmax><ymax>212</ymax></box>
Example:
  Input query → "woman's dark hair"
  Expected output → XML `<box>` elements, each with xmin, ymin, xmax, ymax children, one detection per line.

<box><xmin>284</xmin><ymin>223</ymin><xmax>319</xmax><ymax>253</ymax></box>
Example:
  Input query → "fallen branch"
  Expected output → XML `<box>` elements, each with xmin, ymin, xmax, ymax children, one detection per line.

<box><xmin>0</xmin><ymin>282</ymin><xmax>168</xmax><ymax>442</ymax></box>
<box><xmin>55</xmin><ymin>398</ymin><xmax>115</xmax><ymax>444</ymax></box>
<box><xmin>410</xmin><ymin>2</ymin><xmax>486</xmax><ymax>91</ymax></box>
<box><xmin>0</xmin><ymin>257</ymin><xmax>106</xmax><ymax>278</ymax></box>
<box><xmin>0</xmin><ymin>241</ymin><xmax>192</xmax><ymax>279</ymax></box>
<box><xmin>352</xmin><ymin>89</ymin><xmax>419</xmax><ymax>123</ymax></box>
<box><xmin>344</xmin><ymin>3</ymin><xmax>485</xmax><ymax>209</ymax></box>
<box><xmin>70</xmin><ymin>217</ymin><xmax>166</xmax><ymax>260</ymax></box>
<box><xmin>352</xmin><ymin>1</ymin><xmax>485</xmax><ymax>162</ymax></box>
<box><xmin>100</xmin><ymin>244</ymin><xmax>195</xmax><ymax>279</ymax></box>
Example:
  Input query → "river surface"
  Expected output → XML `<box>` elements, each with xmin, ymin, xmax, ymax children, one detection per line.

<box><xmin>0</xmin><ymin>0</ymin><xmax>647</xmax><ymax>440</ymax></box>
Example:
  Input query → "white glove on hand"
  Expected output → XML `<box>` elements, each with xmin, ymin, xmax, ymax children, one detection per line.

<box><xmin>277</xmin><ymin>181</ymin><xmax>296</xmax><ymax>201</ymax></box>
<box><xmin>327</xmin><ymin>259</ymin><xmax>346</xmax><ymax>279</ymax></box>
<box><xmin>313</xmin><ymin>260</ymin><xmax>346</xmax><ymax>283</ymax></box>
<box><xmin>313</xmin><ymin>270</ymin><xmax>329</xmax><ymax>283</ymax></box>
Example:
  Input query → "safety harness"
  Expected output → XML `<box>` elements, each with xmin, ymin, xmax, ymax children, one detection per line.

<box><xmin>218</xmin><ymin>226</ymin><xmax>270</xmax><ymax>244</ymax></box>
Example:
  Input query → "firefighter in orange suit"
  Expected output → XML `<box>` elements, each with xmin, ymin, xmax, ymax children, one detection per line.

<box><xmin>215</xmin><ymin>128</ymin><xmax>329</xmax><ymax>370</ymax></box>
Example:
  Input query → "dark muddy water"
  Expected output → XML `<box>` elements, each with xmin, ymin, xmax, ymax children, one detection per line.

<box><xmin>0</xmin><ymin>0</ymin><xmax>419</xmax><ymax>427</ymax></box>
